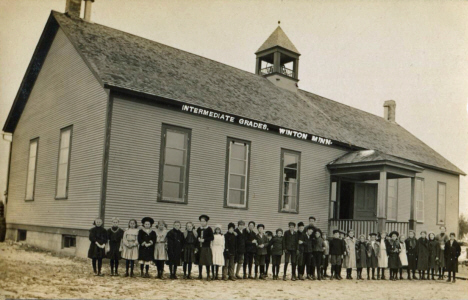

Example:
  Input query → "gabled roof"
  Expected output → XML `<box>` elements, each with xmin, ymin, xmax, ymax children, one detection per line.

<box><xmin>3</xmin><ymin>11</ymin><xmax>464</xmax><ymax>176</ymax></box>
<box><xmin>256</xmin><ymin>26</ymin><xmax>300</xmax><ymax>54</ymax></box>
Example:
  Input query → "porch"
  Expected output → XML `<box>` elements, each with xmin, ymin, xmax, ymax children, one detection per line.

<box><xmin>327</xmin><ymin>150</ymin><xmax>424</xmax><ymax>236</ymax></box>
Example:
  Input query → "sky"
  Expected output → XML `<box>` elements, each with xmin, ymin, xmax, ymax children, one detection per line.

<box><xmin>0</xmin><ymin>0</ymin><xmax>467</xmax><ymax>216</ymax></box>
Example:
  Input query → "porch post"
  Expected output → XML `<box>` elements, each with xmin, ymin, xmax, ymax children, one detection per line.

<box><xmin>377</xmin><ymin>170</ymin><xmax>387</xmax><ymax>233</ymax></box>
<box><xmin>409</xmin><ymin>177</ymin><xmax>417</xmax><ymax>231</ymax></box>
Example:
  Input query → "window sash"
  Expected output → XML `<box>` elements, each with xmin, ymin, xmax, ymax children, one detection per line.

<box><xmin>280</xmin><ymin>150</ymin><xmax>300</xmax><ymax>213</ymax></box>
<box><xmin>416</xmin><ymin>178</ymin><xmax>424</xmax><ymax>222</ymax></box>
<box><xmin>437</xmin><ymin>182</ymin><xmax>446</xmax><ymax>225</ymax></box>
<box><xmin>226</xmin><ymin>141</ymin><xmax>249</xmax><ymax>208</ymax></box>
<box><xmin>387</xmin><ymin>179</ymin><xmax>398</xmax><ymax>221</ymax></box>
<box><xmin>56</xmin><ymin>127</ymin><xmax>72</xmax><ymax>199</ymax></box>
<box><xmin>160</xmin><ymin>127</ymin><xmax>190</xmax><ymax>202</ymax></box>
<box><xmin>25</xmin><ymin>139</ymin><xmax>38</xmax><ymax>201</ymax></box>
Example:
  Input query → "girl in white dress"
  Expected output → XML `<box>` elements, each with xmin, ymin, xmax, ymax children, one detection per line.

<box><xmin>154</xmin><ymin>220</ymin><xmax>168</xmax><ymax>279</ymax></box>
<box><xmin>378</xmin><ymin>231</ymin><xmax>388</xmax><ymax>280</ymax></box>
<box><xmin>211</xmin><ymin>225</ymin><xmax>225</xmax><ymax>280</ymax></box>
<box><xmin>121</xmin><ymin>219</ymin><xmax>140</xmax><ymax>277</ymax></box>
<box><xmin>399</xmin><ymin>234</ymin><xmax>409</xmax><ymax>279</ymax></box>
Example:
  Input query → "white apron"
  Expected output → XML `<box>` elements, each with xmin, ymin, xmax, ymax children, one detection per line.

<box><xmin>378</xmin><ymin>240</ymin><xmax>388</xmax><ymax>268</ymax></box>
<box><xmin>211</xmin><ymin>234</ymin><xmax>225</xmax><ymax>266</ymax></box>
<box><xmin>399</xmin><ymin>242</ymin><xmax>408</xmax><ymax>266</ymax></box>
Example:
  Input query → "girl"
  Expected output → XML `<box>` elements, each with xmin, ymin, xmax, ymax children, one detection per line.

<box><xmin>322</xmin><ymin>232</ymin><xmax>330</xmax><ymax>278</ymax></box>
<box><xmin>182</xmin><ymin>222</ymin><xmax>198</xmax><ymax>279</ymax></box>
<box><xmin>436</xmin><ymin>226</ymin><xmax>449</xmax><ymax>279</ymax></box>
<box><xmin>121</xmin><ymin>219</ymin><xmax>139</xmax><ymax>277</ymax></box>
<box><xmin>377</xmin><ymin>231</ymin><xmax>388</xmax><ymax>280</ymax></box>
<box><xmin>427</xmin><ymin>232</ymin><xmax>439</xmax><ymax>280</ymax></box>
<box><xmin>211</xmin><ymin>225</ymin><xmax>225</xmax><ymax>280</ymax></box>
<box><xmin>197</xmin><ymin>215</ymin><xmax>214</xmax><ymax>280</ymax></box>
<box><xmin>166</xmin><ymin>221</ymin><xmax>185</xmax><ymax>279</ymax></box>
<box><xmin>445</xmin><ymin>232</ymin><xmax>461</xmax><ymax>283</ymax></box>
<box><xmin>417</xmin><ymin>230</ymin><xmax>429</xmax><ymax>280</ymax></box>
<box><xmin>107</xmin><ymin>217</ymin><xmax>124</xmax><ymax>276</ymax></box>
<box><xmin>270</xmin><ymin>229</ymin><xmax>283</xmax><ymax>280</ymax></box>
<box><xmin>344</xmin><ymin>230</ymin><xmax>357</xmax><ymax>280</ymax></box>
<box><xmin>255</xmin><ymin>224</ymin><xmax>269</xmax><ymax>280</ymax></box>
<box><xmin>366</xmin><ymin>232</ymin><xmax>379</xmax><ymax>280</ymax></box>
<box><xmin>398</xmin><ymin>234</ymin><xmax>408</xmax><ymax>279</ymax></box>
<box><xmin>355</xmin><ymin>234</ymin><xmax>367</xmax><ymax>280</ymax></box>
<box><xmin>387</xmin><ymin>231</ymin><xmax>400</xmax><ymax>281</ymax></box>
<box><xmin>88</xmin><ymin>218</ymin><xmax>108</xmax><ymax>276</ymax></box>
<box><xmin>138</xmin><ymin>217</ymin><xmax>156</xmax><ymax>278</ymax></box>
<box><xmin>405</xmin><ymin>230</ymin><xmax>418</xmax><ymax>280</ymax></box>
<box><xmin>154</xmin><ymin>220</ymin><xmax>168</xmax><ymax>279</ymax></box>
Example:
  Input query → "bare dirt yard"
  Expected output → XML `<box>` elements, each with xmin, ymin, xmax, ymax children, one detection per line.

<box><xmin>1</xmin><ymin>241</ymin><xmax>467</xmax><ymax>300</ymax></box>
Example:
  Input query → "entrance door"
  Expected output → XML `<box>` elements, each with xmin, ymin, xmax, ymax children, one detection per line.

<box><xmin>354</xmin><ymin>183</ymin><xmax>377</xmax><ymax>220</ymax></box>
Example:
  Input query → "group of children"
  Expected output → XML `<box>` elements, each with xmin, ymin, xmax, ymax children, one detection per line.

<box><xmin>88</xmin><ymin>215</ymin><xmax>462</xmax><ymax>283</ymax></box>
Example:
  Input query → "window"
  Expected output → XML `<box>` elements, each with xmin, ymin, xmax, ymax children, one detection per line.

<box><xmin>62</xmin><ymin>235</ymin><xmax>76</xmax><ymax>248</ymax></box>
<box><xmin>279</xmin><ymin>149</ymin><xmax>300</xmax><ymax>213</ymax></box>
<box><xmin>437</xmin><ymin>182</ymin><xmax>446</xmax><ymax>225</ymax></box>
<box><xmin>17</xmin><ymin>230</ymin><xmax>27</xmax><ymax>241</ymax></box>
<box><xmin>225</xmin><ymin>138</ymin><xmax>250</xmax><ymax>208</ymax></box>
<box><xmin>56</xmin><ymin>126</ymin><xmax>73</xmax><ymax>199</ymax></box>
<box><xmin>25</xmin><ymin>139</ymin><xmax>39</xmax><ymax>200</ymax></box>
<box><xmin>415</xmin><ymin>178</ymin><xmax>425</xmax><ymax>222</ymax></box>
<box><xmin>329</xmin><ymin>181</ymin><xmax>338</xmax><ymax>219</ymax></box>
<box><xmin>387</xmin><ymin>179</ymin><xmax>398</xmax><ymax>221</ymax></box>
<box><xmin>158</xmin><ymin>124</ymin><xmax>191</xmax><ymax>203</ymax></box>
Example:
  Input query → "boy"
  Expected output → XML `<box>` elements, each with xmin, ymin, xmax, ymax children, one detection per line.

<box><xmin>166</xmin><ymin>220</ymin><xmax>185</xmax><ymax>279</ymax></box>
<box><xmin>322</xmin><ymin>232</ymin><xmax>330</xmax><ymax>278</ymax></box>
<box><xmin>312</xmin><ymin>229</ymin><xmax>325</xmax><ymax>280</ymax></box>
<box><xmin>444</xmin><ymin>232</ymin><xmax>461</xmax><ymax>283</ymax></box>
<box><xmin>329</xmin><ymin>229</ymin><xmax>344</xmax><ymax>280</ymax></box>
<box><xmin>283</xmin><ymin>222</ymin><xmax>298</xmax><ymax>281</ymax></box>
<box><xmin>197</xmin><ymin>214</ymin><xmax>214</xmax><ymax>280</ymax></box>
<box><xmin>256</xmin><ymin>224</ymin><xmax>269</xmax><ymax>279</ymax></box>
<box><xmin>244</xmin><ymin>221</ymin><xmax>257</xmax><ymax>279</ymax></box>
<box><xmin>270</xmin><ymin>229</ymin><xmax>284</xmax><ymax>280</ymax></box>
<box><xmin>265</xmin><ymin>231</ymin><xmax>273</xmax><ymax>277</ymax></box>
<box><xmin>296</xmin><ymin>222</ymin><xmax>307</xmax><ymax>280</ymax></box>
<box><xmin>338</xmin><ymin>230</ymin><xmax>347</xmax><ymax>279</ymax></box>
<box><xmin>223</xmin><ymin>222</ymin><xmax>237</xmax><ymax>281</ymax></box>
<box><xmin>304</xmin><ymin>227</ymin><xmax>315</xmax><ymax>280</ymax></box>
<box><xmin>366</xmin><ymin>232</ymin><xmax>379</xmax><ymax>280</ymax></box>
<box><xmin>234</xmin><ymin>220</ymin><xmax>246</xmax><ymax>279</ymax></box>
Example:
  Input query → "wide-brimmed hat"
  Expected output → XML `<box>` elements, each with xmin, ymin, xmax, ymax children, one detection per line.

<box><xmin>141</xmin><ymin>217</ymin><xmax>154</xmax><ymax>225</ymax></box>
<box><xmin>228</xmin><ymin>222</ymin><xmax>236</xmax><ymax>230</ymax></box>
<box><xmin>369</xmin><ymin>232</ymin><xmax>377</xmax><ymax>236</ymax></box>
<box><xmin>257</xmin><ymin>224</ymin><xmax>265</xmax><ymax>229</ymax></box>
<box><xmin>389</xmin><ymin>231</ymin><xmax>399</xmax><ymax>238</ymax></box>
<box><xmin>199</xmin><ymin>214</ymin><xmax>210</xmax><ymax>222</ymax></box>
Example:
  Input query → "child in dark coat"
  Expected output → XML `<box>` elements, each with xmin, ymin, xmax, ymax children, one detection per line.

<box><xmin>296</xmin><ymin>222</ymin><xmax>307</xmax><ymax>280</ymax></box>
<box><xmin>283</xmin><ymin>222</ymin><xmax>298</xmax><ymax>281</ymax></box>
<box><xmin>255</xmin><ymin>224</ymin><xmax>269</xmax><ymax>279</ymax></box>
<box><xmin>405</xmin><ymin>230</ymin><xmax>418</xmax><ymax>280</ymax></box>
<box><xmin>445</xmin><ymin>232</ymin><xmax>461</xmax><ymax>283</ymax></box>
<box><xmin>234</xmin><ymin>220</ymin><xmax>246</xmax><ymax>279</ymax></box>
<box><xmin>329</xmin><ymin>229</ymin><xmax>344</xmax><ymax>280</ymax></box>
<box><xmin>243</xmin><ymin>221</ymin><xmax>257</xmax><ymax>279</ymax></box>
<box><xmin>312</xmin><ymin>230</ymin><xmax>325</xmax><ymax>280</ymax></box>
<box><xmin>366</xmin><ymin>232</ymin><xmax>379</xmax><ymax>280</ymax></box>
<box><xmin>138</xmin><ymin>217</ymin><xmax>156</xmax><ymax>278</ymax></box>
<box><xmin>107</xmin><ymin>217</ymin><xmax>124</xmax><ymax>276</ymax></box>
<box><xmin>417</xmin><ymin>230</ymin><xmax>429</xmax><ymax>280</ymax></box>
<box><xmin>270</xmin><ymin>229</ymin><xmax>283</xmax><ymax>280</ymax></box>
<box><xmin>265</xmin><ymin>231</ymin><xmax>273</xmax><ymax>277</ymax></box>
<box><xmin>322</xmin><ymin>232</ymin><xmax>330</xmax><ymax>278</ymax></box>
<box><xmin>387</xmin><ymin>231</ymin><xmax>401</xmax><ymax>281</ymax></box>
<box><xmin>166</xmin><ymin>221</ymin><xmax>185</xmax><ymax>279</ymax></box>
<box><xmin>182</xmin><ymin>222</ymin><xmax>197</xmax><ymax>279</ymax></box>
<box><xmin>427</xmin><ymin>232</ymin><xmax>440</xmax><ymax>280</ymax></box>
<box><xmin>197</xmin><ymin>214</ymin><xmax>214</xmax><ymax>280</ymax></box>
<box><xmin>302</xmin><ymin>226</ymin><xmax>314</xmax><ymax>280</ymax></box>
<box><xmin>223</xmin><ymin>223</ymin><xmax>237</xmax><ymax>281</ymax></box>
<box><xmin>356</xmin><ymin>234</ymin><xmax>368</xmax><ymax>280</ymax></box>
<box><xmin>88</xmin><ymin>218</ymin><xmax>108</xmax><ymax>276</ymax></box>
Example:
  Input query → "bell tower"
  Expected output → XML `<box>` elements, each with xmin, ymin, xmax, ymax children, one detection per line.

<box><xmin>255</xmin><ymin>23</ymin><xmax>300</xmax><ymax>92</ymax></box>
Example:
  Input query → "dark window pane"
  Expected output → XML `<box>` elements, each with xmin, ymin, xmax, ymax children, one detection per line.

<box><xmin>283</xmin><ymin>168</ymin><xmax>297</xmax><ymax>181</ymax></box>
<box><xmin>230</xmin><ymin>158</ymin><xmax>246</xmax><ymax>175</ymax></box>
<box><xmin>231</xmin><ymin>143</ymin><xmax>246</xmax><ymax>160</ymax></box>
<box><xmin>229</xmin><ymin>174</ymin><xmax>246</xmax><ymax>190</ymax></box>
<box><xmin>163</xmin><ymin>165</ymin><xmax>184</xmax><ymax>183</ymax></box>
<box><xmin>163</xmin><ymin>182</ymin><xmax>184</xmax><ymax>199</ymax></box>
<box><xmin>165</xmin><ymin>148</ymin><xmax>185</xmax><ymax>166</ymax></box>
<box><xmin>229</xmin><ymin>189</ymin><xmax>245</xmax><ymax>205</ymax></box>
<box><xmin>166</xmin><ymin>130</ymin><xmax>186</xmax><ymax>149</ymax></box>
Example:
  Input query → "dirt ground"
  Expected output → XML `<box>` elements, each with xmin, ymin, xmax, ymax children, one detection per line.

<box><xmin>0</xmin><ymin>242</ymin><xmax>467</xmax><ymax>300</ymax></box>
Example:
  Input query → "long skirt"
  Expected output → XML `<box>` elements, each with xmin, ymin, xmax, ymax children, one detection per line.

<box><xmin>198</xmin><ymin>247</ymin><xmax>213</xmax><ymax>266</ymax></box>
<box><xmin>154</xmin><ymin>242</ymin><xmax>168</xmax><ymax>260</ymax></box>
<box><xmin>183</xmin><ymin>244</ymin><xmax>196</xmax><ymax>263</ymax></box>
<box><xmin>388</xmin><ymin>253</ymin><xmax>400</xmax><ymax>269</ymax></box>
<box><xmin>407</xmin><ymin>252</ymin><xmax>417</xmax><ymax>270</ymax></box>
<box><xmin>107</xmin><ymin>241</ymin><xmax>121</xmax><ymax>260</ymax></box>
<box><xmin>437</xmin><ymin>249</ymin><xmax>445</xmax><ymax>268</ymax></box>
<box><xmin>367</xmin><ymin>253</ymin><xmax>378</xmax><ymax>268</ymax></box>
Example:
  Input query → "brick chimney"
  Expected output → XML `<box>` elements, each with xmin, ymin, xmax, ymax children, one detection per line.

<box><xmin>383</xmin><ymin>100</ymin><xmax>396</xmax><ymax>122</ymax></box>
<box><xmin>65</xmin><ymin>0</ymin><xmax>82</xmax><ymax>18</ymax></box>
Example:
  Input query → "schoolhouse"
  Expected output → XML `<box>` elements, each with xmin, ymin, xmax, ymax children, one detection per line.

<box><xmin>3</xmin><ymin>0</ymin><xmax>464</xmax><ymax>258</ymax></box>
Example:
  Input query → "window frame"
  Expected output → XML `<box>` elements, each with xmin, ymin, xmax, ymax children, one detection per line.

<box><xmin>278</xmin><ymin>148</ymin><xmax>301</xmax><ymax>214</ymax></box>
<box><xmin>224</xmin><ymin>137</ymin><xmax>251</xmax><ymax>209</ymax></box>
<box><xmin>55</xmin><ymin>125</ymin><xmax>73</xmax><ymax>200</ymax></box>
<box><xmin>157</xmin><ymin>123</ymin><xmax>192</xmax><ymax>204</ymax></box>
<box><xmin>25</xmin><ymin>138</ymin><xmax>39</xmax><ymax>201</ymax></box>
<box><xmin>386</xmin><ymin>179</ymin><xmax>398</xmax><ymax>221</ymax></box>
<box><xmin>436</xmin><ymin>181</ymin><xmax>446</xmax><ymax>225</ymax></box>
<box><xmin>415</xmin><ymin>177</ymin><xmax>425</xmax><ymax>223</ymax></box>
<box><xmin>62</xmin><ymin>234</ymin><xmax>77</xmax><ymax>249</ymax></box>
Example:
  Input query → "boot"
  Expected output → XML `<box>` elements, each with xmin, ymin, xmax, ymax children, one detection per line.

<box><xmin>125</xmin><ymin>271</ymin><xmax>129</xmax><ymax>277</ymax></box>
<box><xmin>130</xmin><ymin>270</ymin><xmax>134</xmax><ymax>278</ymax></box>
<box><xmin>283</xmin><ymin>274</ymin><xmax>287</xmax><ymax>281</ymax></box>
<box><xmin>236</xmin><ymin>264</ymin><xmax>242</xmax><ymax>279</ymax></box>
<box><xmin>349</xmin><ymin>269</ymin><xmax>353</xmax><ymax>279</ymax></box>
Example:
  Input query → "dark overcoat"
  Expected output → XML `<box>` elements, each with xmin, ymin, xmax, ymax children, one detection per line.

<box><xmin>166</xmin><ymin>228</ymin><xmax>185</xmax><ymax>265</ymax></box>
<box><xmin>405</xmin><ymin>237</ymin><xmax>418</xmax><ymax>270</ymax></box>
<box><xmin>282</xmin><ymin>230</ymin><xmax>298</xmax><ymax>251</ymax></box>
<box><xmin>356</xmin><ymin>241</ymin><xmax>367</xmax><ymax>268</ymax></box>
<box><xmin>387</xmin><ymin>239</ymin><xmax>401</xmax><ymax>269</ymax></box>
<box><xmin>366</xmin><ymin>240</ymin><xmax>379</xmax><ymax>268</ymax></box>
<box><xmin>270</xmin><ymin>236</ymin><xmax>283</xmax><ymax>256</ymax></box>
<box><xmin>138</xmin><ymin>229</ymin><xmax>156</xmax><ymax>262</ymax></box>
<box><xmin>224</xmin><ymin>231</ymin><xmax>237</xmax><ymax>257</ymax></box>
<box><xmin>107</xmin><ymin>227</ymin><xmax>124</xmax><ymax>260</ymax></box>
<box><xmin>88</xmin><ymin>226</ymin><xmax>108</xmax><ymax>259</ymax></box>
<box><xmin>417</xmin><ymin>237</ymin><xmax>429</xmax><ymax>270</ymax></box>
<box><xmin>234</xmin><ymin>228</ymin><xmax>246</xmax><ymax>254</ymax></box>
<box><xmin>256</xmin><ymin>233</ymin><xmax>269</xmax><ymax>256</ymax></box>
<box><xmin>444</xmin><ymin>240</ymin><xmax>461</xmax><ymax>272</ymax></box>
<box><xmin>428</xmin><ymin>239</ymin><xmax>440</xmax><ymax>269</ymax></box>
<box><xmin>244</xmin><ymin>228</ymin><xmax>258</xmax><ymax>253</ymax></box>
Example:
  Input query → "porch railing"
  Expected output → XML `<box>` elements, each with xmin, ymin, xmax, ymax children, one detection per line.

<box><xmin>329</xmin><ymin>219</ymin><xmax>377</xmax><ymax>237</ymax></box>
<box><xmin>385</xmin><ymin>222</ymin><xmax>409</xmax><ymax>237</ymax></box>
<box><xmin>329</xmin><ymin>219</ymin><xmax>409</xmax><ymax>237</ymax></box>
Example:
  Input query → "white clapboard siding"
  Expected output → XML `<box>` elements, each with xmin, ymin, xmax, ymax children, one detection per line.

<box><xmin>105</xmin><ymin>96</ymin><xmax>348</xmax><ymax>232</ymax></box>
<box><xmin>6</xmin><ymin>29</ymin><xmax>107</xmax><ymax>229</ymax></box>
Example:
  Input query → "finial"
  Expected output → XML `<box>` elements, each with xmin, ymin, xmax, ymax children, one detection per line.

<box><xmin>278</xmin><ymin>20</ymin><xmax>281</xmax><ymax>25</ymax></box>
